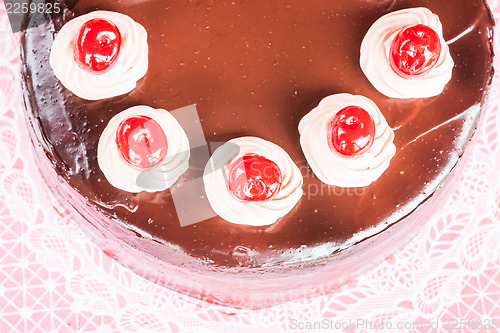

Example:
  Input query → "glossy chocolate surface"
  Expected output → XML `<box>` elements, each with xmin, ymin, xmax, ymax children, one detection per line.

<box><xmin>22</xmin><ymin>0</ymin><xmax>494</xmax><ymax>267</ymax></box>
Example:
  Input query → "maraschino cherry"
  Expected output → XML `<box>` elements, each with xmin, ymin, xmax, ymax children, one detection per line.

<box><xmin>228</xmin><ymin>154</ymin><xmax>282</xmax><ymax>202</ymax></box>
<box><xmin>328</xmin><ymin>106</ymin><xmax>376</xmax><ymax>157</ymax></box>
<box><xmin>390</xmin><ymin>24</ymin><xmax>441</xmax><ymax>77</ymax></box>
<box><xmin>74</xmin><ymin>18</ymin><xmax>122</xmax><ymax>73</ymax></box>
<box><xmin>116</xmin><ymin>116</ymin><xmax>168</xmax><ymax>169</ymax></box>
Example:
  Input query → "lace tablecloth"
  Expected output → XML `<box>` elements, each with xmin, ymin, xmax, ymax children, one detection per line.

<box><xmin>1</xmin><ymin>1</ymin><xmax>499</xmax><ymax>332</ymax></box>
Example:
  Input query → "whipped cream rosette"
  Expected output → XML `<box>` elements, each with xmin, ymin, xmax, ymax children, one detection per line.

<box><xmin>50</xmin><ymin>10</ymin><xmax>148</xmax><ymax>100</ymax></box>
<box><xmin>299</xmin><ymin>94</ymin><xmax>396</xmax><ymax>187</ymax></box>
<box><xmin>360</xmin><ymin>7</ymin><xmax>454</xmax><ymax>99</ymax></box>
<box><xmin>98</xmin><ymin>106</ymin><xmax>190</xmax><ymax>193</ymax></box>
<box><xmin>204</xmin><ymin>137</ymin><xmax>303</xmax><ymax>226</ymax></box>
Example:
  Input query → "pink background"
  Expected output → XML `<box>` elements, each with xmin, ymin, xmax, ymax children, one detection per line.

<box><xmin>1</xmin><ymin>1</ymin><xmax>500</xmax><ymax>331</ymax></box>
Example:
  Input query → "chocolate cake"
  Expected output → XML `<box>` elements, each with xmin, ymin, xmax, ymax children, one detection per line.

<box><xmin>21</xmin><ymin>0</ymin><xmax>494</xmax><ymax>308</ymax></box>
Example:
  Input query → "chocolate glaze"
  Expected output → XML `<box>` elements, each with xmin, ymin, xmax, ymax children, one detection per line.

<box><xmin>21</xmin><ymin>0</ymin><xmax>494</xmax><ymax>268</ymax></box>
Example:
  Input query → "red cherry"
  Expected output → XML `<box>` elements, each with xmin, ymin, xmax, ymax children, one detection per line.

<box><xmin>74</xmin><ymin>18</ymin><xmax>122</xmax><ymax>73</ymax></box>
<box><xmin>390</xmin><ymin>24</ymin><xmax>441</xmax><ymax>77</ymax></box>
<box><xmin>116</xmin><ymin>116</ymin><xmax>168</xmax><ymax>169</ymax></box>
<box><xmin>227</xmin><ymin>154</ymin><xmax>282</xmax><ymax>202</ymax></box>
<box><xmin>328</xmin><ymin>106</ymin><xmax>376</xmax><ymax>157</ymax></box>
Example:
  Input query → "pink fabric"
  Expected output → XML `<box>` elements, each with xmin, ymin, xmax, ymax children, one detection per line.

<box><xmin>1</xmin><ymin>1</ymin><xmax>499</xmax><ymax>331</ymax></box>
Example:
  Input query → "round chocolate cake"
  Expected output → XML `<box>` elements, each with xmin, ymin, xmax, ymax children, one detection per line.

<box><xmin>21</xmin><ymin>0</ymin><xmax>494</xmax><ymax>308</ymax></box>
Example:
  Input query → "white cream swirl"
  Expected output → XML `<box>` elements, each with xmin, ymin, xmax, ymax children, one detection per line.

<box><xmin>360</xmin><ymin>7</ymin><xmax>454</xmax><ymax>99</ymax></box>
<box><xmin>299</xmin><ymin>94</ymin><xmax>396</xmax><ymax>187</ymax></box>
<box><xmin>203</xmin><ymin>137</ymin><xmax>303</xmax><ymax>226</ymax></box>
<box><xmin>50</xmin><ymin>10</ymin><xmax>148</xmax><ymax>100</ymax></box>
<box><xmin>98</xmin><ymin>106</ymin><xmax>190</xmax><ymax>193</ymax></box>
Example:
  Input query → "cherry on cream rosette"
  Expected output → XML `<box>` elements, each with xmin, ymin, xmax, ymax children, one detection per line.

<box><xmin>50</xmin><ymin>11</ymin><xmax>148</xmax><ymax>100</ymax></box>
<box><xmin>360</xmin><ymin>7</ymin><xmax>454</xmax><ymax>99</ymax></box>
<box><xmin>299</xmin><ymin>93</ymin><xmax>396</xmax><ymax>187</ymax></box>
<box><xmin>98</xmin><ymin>106</ymin><xmax>190</xmax><ymax>193</ymax></box>
<box><xmin>203</xmin><ymin>137</ymin><xmax>303</xmax><ymax>226</ymax></box>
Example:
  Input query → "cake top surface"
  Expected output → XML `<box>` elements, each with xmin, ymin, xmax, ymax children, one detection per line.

<box><xmin>22</xmin><ymin>0</ymin><xmax>494</xmax><ymax>267</ymax></box>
